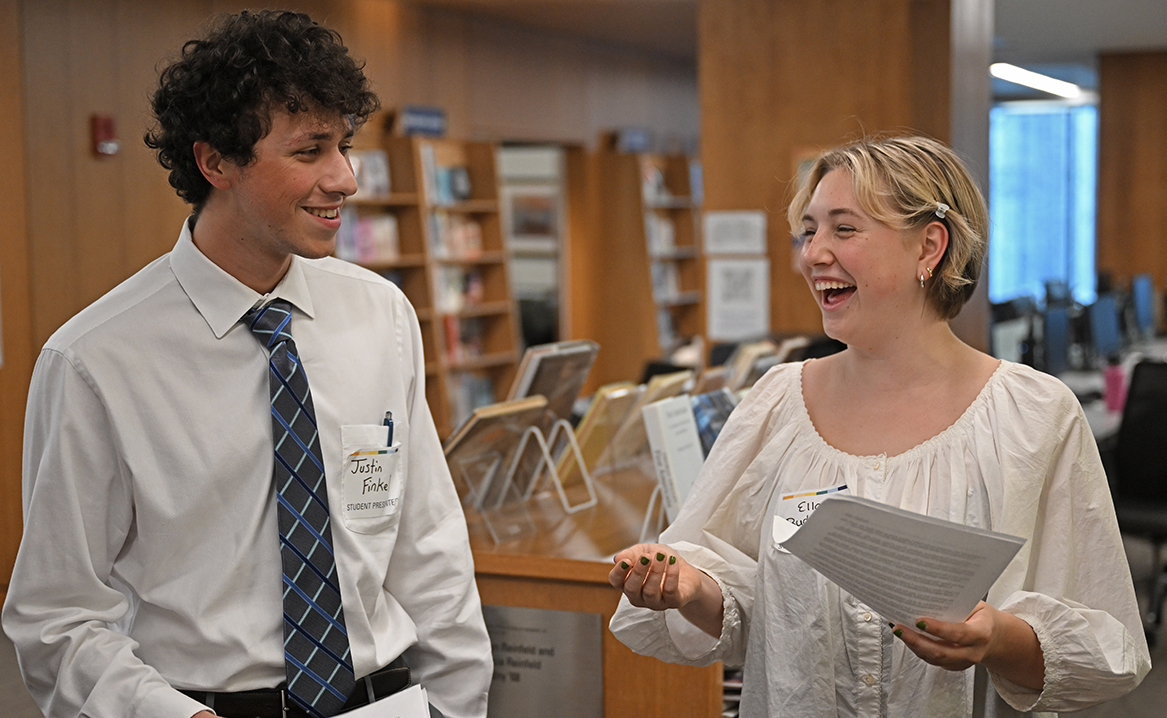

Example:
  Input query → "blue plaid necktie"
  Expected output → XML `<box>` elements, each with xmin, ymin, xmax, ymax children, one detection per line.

<box><xmin>244</xmin><ymin>299</ymin><xmax>356</xmax><ymax>717</ymax></box>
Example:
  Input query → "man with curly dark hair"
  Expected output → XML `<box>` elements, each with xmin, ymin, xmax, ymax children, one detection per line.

<box><xmin>3</xmin><ymin>11</ymin><xmax>492</xmax><ymax>718</ymax></box>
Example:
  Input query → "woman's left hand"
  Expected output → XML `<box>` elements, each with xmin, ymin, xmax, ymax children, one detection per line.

<box><xmin>891</xmin><ymin>601</ymin><xmax>1045</xmax><ymax>691</ymax></box>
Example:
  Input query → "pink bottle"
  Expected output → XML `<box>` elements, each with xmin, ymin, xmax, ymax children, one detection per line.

<box><xmin>1104</xmin><ymin>360</ymin><xmax>1127</xmax><ymax>413</ymax></box>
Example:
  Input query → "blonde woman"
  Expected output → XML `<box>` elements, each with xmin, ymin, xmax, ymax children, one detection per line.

<box><xmin>608</xmin><ymin>136</ymin><xmax>1150</xmax><ymax>716</ymax></box>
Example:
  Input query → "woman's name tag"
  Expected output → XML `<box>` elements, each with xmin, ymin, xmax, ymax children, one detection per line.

<box><xmin>772</xmin><ymin>483</ymin><xmax>849</xmax><ymax>550</ymax></box>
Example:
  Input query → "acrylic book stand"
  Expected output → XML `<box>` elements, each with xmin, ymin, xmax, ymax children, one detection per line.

<box><xmin>478</xmin><ymin>418</ymin><xmax>599</xmax><ymax>544</ymax></box>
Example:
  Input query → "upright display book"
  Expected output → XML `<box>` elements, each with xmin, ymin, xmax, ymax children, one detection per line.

<box><xmin>642</xmin><ymin>395</ymin><xmax>705</xmax><ymax>522</ymax></box>
<box><xmin>507</xmin><ymin>340</ymin><xmax>600</xmax><ymax>422</ymax></box>
<box><xmin>598</xmin><ymin>369</ymin><xmax>693</xmax><ymax>468</ymax></box>
<box><xmin>689</xmin><ymin>388</ymin><xmax>739</xmax><ymax>457</ymax></box>
<box><xmin>642</xmin><ymin>388</ymin><xmax>739</xmax><ymax>522</ymax></box>
<box><xmin>555</xmin><ymin>381</ymin><xmax>643</xmax><ymax>487</ymax></box>
<box><xmin>725</xmin><ymin>339</ymin><xmax>778</xmax><ymax>390</ymax></box>
<box><xmin>443</xmin><ymin>395</ymin><xmax>549</xmax><ymax>510</ymax></box>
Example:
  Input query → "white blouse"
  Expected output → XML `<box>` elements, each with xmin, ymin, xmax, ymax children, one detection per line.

<box><xmin>610</xmin><ymin>360</ymin><xmax>1150</xmax><ymax>718</ymax></box>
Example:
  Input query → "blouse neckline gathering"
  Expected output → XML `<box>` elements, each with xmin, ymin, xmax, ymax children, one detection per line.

<box><xmin>794</xmin><ymin>357</ymin><xmax>1009</xmax><ymax>464</ymax></box>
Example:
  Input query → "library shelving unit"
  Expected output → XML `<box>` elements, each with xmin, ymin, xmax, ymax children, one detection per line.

<box><xmin>347</xmin><ymin>118</ymin><xmax>522</xmax><ymax>439</ymax></box>
<box><xmin>583</xmin><ymin>139</ymin><xmax>704</xmax><ymax>388</ymax></box>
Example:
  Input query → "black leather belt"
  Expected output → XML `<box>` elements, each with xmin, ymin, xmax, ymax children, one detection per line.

<box><xmin>180</xmin><ymin>657</ymin><xmax>411</xmax><ymax>718</ymax></box>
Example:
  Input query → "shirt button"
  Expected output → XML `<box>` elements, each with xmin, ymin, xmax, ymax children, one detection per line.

<box><xmin>864</xmin><ymin>674</ymin><xmax>875</xmax><ymax>686</ymax></box>
<box><xmin>863</xmin><ymin>612</ymin><xmax>872</xmax><ymax>622</ymax></box>
<box><xmin>873</xmin><ymin>461</ymin><xmax>881</xmax><ymax>470</ymax></box>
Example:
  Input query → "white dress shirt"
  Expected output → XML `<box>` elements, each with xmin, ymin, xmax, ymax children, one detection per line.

<box><xmin>610</xmin><ymin>360</ymin><xmax>1150</xmax><ymax>717</ymax></box>
<box><xmin>3</xmin><ymin>221</ymin><xmax>492</xmax><ymax>718</ymax></box>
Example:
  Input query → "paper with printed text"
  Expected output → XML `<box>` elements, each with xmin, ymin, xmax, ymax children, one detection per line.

<box><xmin>780</xmin><ymin>494</ymin><xmax>1025</xmax><ymax>628</ymax></box>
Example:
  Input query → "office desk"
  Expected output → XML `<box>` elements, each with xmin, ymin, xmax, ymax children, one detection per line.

<box><xmin>1056</xmin><ymin>337</ymin><xmax>1167</xmax><ymax>442</ymax></box>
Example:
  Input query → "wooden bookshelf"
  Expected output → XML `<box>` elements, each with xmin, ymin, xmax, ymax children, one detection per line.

<box><xmin>580</xmin><ymin>141</ymin><xmax>705</xmax><ymax>389</ymax></box>
<box><xmin>348</xmin><ymin>117</ymin><xmax>522</xmax><ymax>438</ymax></box>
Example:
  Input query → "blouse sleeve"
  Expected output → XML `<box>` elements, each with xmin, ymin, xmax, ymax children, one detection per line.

<box><xmin>609</xmin><ymin>366</ymin><xmax>799</xmax><ymax>667</ymax></box>
<box><xmin>989</xmin><ymin>387</ymin><xmax>1151</xmax><ymax>712</ymax></box>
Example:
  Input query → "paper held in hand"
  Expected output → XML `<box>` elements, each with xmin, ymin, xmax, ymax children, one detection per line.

<box><xmin>341</xmin><ymin>684</ymin><xmax>430</xmax><ymax>718</ymax></box>
<box><xmin>775</xmin><ymin>494</ymin><xmax>1025</xmax><ymax>628</ymax></box>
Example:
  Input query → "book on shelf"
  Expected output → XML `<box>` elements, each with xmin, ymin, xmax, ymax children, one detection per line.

<box><xmin>650</xmin><ymin>260</ymin><xmax>681</xmax><ymax>302</ymax></box>
<box><xmin>598</xmin><ymin>369</ymin><xmax>693</xmax><ymax>468</ymax></box>
<box><xmin>640</xmin><ymin>159</ymin><xmax>670</xmax><ymax>205</ymax></box>
<box><xmin>656</xmin><ymin>306</ymin><xmax>681</xmax><ymax>353</ymax></box>
<box><xmin>642</xmin><ymin>388</ymin><xmax>739</xmax><ymax>522</ymax></box>
<box><xmin>435</xmin><ymin>266</ymin><xmax>485</xmax><ymax>314</ymax></box>
<box><xmin>350</xmin><ymin>148</ymin><xmax>391</xmax><ymax>198</ymax></box>
<box><xmin>645</xmin><ymin>213</ymin><xmax>677</xmax><ymax>256</ymax></box>
<box><xmin>378</xmin><ymin>270</ymin><xmax>404</xmax><ymax>290</ymax></box>
<box><xmin>506</xmin><ymin>339</ymin><xmax>600</xmax><ymax>422</ymax></box>
<box><xmin>429</xmin><ymin>211</ymin><xmax>483</xmax><ymax>259</ymax></box>
<box><xmin>420</xmin><ymin>142</ymin><xmax>473</xmax><ymax>206</ymax></box>
<box><xmin>554</xmin><ymin>381</ymin><xmax>643</xmax><ymax>487</ymax></box>
<box><xmin>443</xmin><ymin>395</ymin><xmax>549</xmax><ymax>510</ymax></box>
<box><xmin>335</xmin><ymin>208</ymin><xmax>398</xmax><ymax>263</ymax></box>
<box><xmin>447</xmin><ymin>371</ymin><xmax>498</xmax><ymax>431</ymax></box>
<box><xmin>443</xmin><ymin>315</ymin><xmax>485</xmax><ymax>363</ymax></box>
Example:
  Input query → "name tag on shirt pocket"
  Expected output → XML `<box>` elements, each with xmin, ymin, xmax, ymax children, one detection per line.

<box><xmin>341</xmin><ymin>424</ymin><xmax>403</xmax><ymax>534</ymax></box>
<box><xmin>771</xmin><ymin>482</ymin><xmax>849</xmax><ymax>553</ymax></box>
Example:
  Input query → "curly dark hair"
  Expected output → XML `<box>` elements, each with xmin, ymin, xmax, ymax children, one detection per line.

<box><xmin>144</xmin><ymin>10</ymin><xmax>381</xmax><ymax>209</ymax></box>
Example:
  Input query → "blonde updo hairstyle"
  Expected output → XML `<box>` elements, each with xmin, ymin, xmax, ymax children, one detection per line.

<box><xmin>787</xmin><ymin>135</ymin><xmax>988</xmax><ymax>320</ymax></box>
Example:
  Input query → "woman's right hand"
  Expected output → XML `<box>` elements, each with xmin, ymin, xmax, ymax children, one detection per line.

<box><xmin>610</xmin><ymin>543</ymin><xmax>702</xmax><ymax>611</ymax></box>
<box><xmin>609</xmin><ymin>544</ymin><xmax>724</xmax><ymax>639</ymax></box>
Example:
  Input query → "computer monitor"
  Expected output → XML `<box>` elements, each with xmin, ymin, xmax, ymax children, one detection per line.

<box><xmin>1087</xmin><ymin>294</ymin><xmax>1123</xmax><ymax>361</ymax></box>
<box><xmin>1045</xmin><ymin>279</ymin><xmax>1071</xmax><ymax>307</ymax></box>
<box><xmin>1042</xmin><ymin>306</ymin><xmax>1070</xmax><ymax>375</ymax></box>
<box><xmin>1132</xmin><ymin>273</ymin><xmax>1155</xmax><ymax>338</ymax></box>
<box><xmin>991</xmin><ymin>317</ymin><xmax>1029</xmax><ymax>363</ymax></box>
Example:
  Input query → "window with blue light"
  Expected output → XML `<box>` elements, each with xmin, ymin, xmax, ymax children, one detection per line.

<box><xmin>988</xmin><ymin>103</ymin><xmax>1098</xmax><ymax>306</ymax></box>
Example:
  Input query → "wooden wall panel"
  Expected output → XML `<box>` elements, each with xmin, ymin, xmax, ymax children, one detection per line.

<box><xmin>698</xmin><ymin>0</ymin><xmax>952</xmax><ymax>336</ymax></box>
<box><xmin>20</xmin><ymin>0</ymin><xmax>699</xmax><ymax>356</ymax></box>
<box><xmin>1</xmin><ymin>0</ymin><xmax>33</xmax><ymax>592</ymax></box>
<box><xmin>1097</xmin><ymin>52</ymin><xmax>1167</xmax><ymax>288</ymax></box>
<box><xmin>697</xmin><ymin>0</ymin><xmax>988</xmax><ymax>349</ymax></box>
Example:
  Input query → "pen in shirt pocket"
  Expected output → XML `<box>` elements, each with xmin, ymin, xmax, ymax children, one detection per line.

<box><xmin>383</xmin><ymin>410</ymin><xmax>394</xmax><ymax>445</ymax></box>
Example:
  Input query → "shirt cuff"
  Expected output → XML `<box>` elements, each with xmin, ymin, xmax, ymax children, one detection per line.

<box><xmin>988</xmin><ymin>593</ymin><xmax>1061</xmax><ymax>712</ymax></box>
<box><xmin>135</xmin><ymin>685</ymin><xmax>213</xmax><ymax>718</ymax></box>
<box><xmin>663</xmin><ymin>573</ymin><xmax>741</xmax><ymax>662</ymax></box>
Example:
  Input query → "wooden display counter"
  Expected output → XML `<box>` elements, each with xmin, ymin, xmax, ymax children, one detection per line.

<box><xmin>468</xmin><ymin>465</ymin><xmax>723</xmax><ymax>717</ymax></box>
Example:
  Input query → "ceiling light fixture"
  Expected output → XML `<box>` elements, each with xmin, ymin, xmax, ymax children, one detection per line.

<box><xmin>990</xmin><ymin>63</ymin><xmax>1082</xmax><ymax>99</ymax></box>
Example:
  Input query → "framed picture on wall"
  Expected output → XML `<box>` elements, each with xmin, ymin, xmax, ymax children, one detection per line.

<box><xmin>503</xmin><ymin>184</ymin><xmax>560</xmax><ymax>251</ymax></box>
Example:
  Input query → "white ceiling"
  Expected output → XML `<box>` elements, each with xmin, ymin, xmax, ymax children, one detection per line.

<box><xmin>406</xmin><ymin>0</ymin><xmax>1167</xmax><ymax>88</ymax></box>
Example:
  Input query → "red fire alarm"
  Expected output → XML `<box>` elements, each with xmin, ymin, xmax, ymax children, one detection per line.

<box><xmin>90</xmin><ymin>114</ymin><xmax>120</xmax><ymax>157</ymax></box>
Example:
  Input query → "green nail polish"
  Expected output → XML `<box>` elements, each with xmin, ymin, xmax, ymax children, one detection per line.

<box><xmin>620</xmin><ymin>561</ymin><xmax>629</xmax><ymax>570</ymax></box>
<box><xmin>640</xmin><ymin>556</ymin><xmax>650</xmax><ymax>565</ymax></box>
<box><xmin>656</xmin><ymin>552</ymin><xmax>665</xmax><ymax>561</ymax></box>
<box><xmin>916</xmin><ymin>621</ymin><xmax>927</xmax><ymax>630</ymax></box>
<box><xmin>894</xmin><ymin>629</ymin><xmax>903</xmax><ymax>638</ymax></box>
<box><xmin>669</xmin><ymin>555</ymin><xmax>676</xmax><ymax>565</ymax></box>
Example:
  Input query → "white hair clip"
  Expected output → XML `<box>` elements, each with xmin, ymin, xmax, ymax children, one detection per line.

<box><xmin>935</xmin><ymin>202</ymin><xmax>950</xmax><ymax>219</ymax></box>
